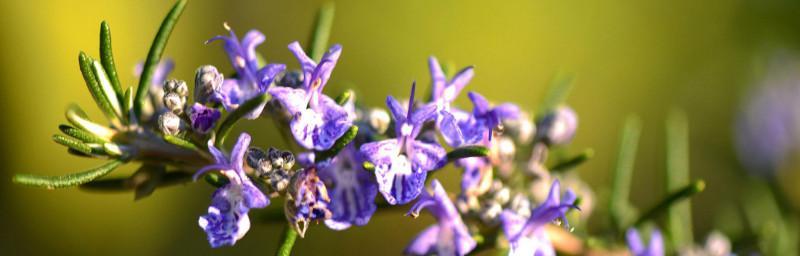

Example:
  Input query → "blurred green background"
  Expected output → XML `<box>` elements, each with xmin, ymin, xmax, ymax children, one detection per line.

<box><xmin>2</xmin><ymin>0</ymin><xmax>800</xmax><ymax>254</ymax></box>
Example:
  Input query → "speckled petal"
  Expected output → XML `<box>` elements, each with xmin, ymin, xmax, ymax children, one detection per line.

<box><xmin>409</xmin><ymin>140</ymin><xmax>447</xmax><ymax>172</ymax></box>
<box><xmin>268</xmin><ymin>86</ymin><xmax>309</xmax><ymax>115</ymax></box>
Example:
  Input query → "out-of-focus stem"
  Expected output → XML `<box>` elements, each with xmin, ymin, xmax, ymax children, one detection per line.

<box><xmin>275</xmin><ymin>224</ymin><xmax>298</xmax><ymax>256</ymax></box>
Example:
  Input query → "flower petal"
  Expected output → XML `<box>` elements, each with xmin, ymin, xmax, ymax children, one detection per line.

<box><xmin>386</xmin><ymin>95</ymin><xmax>407</xmax><ymax>123</ymax></box>
<box><xmin>404</xmin><ymin>225</ymin><xmax>440</xmax><ymax>255</ymax></box>
<box><xmin>268</xmin><ymin>86</ymin><xmax>309</xmax><ymax>115</ymax></box>
<box><xmin>439</xmin><ymin>111</ymin><xmax>464</xmax><ymax>147</ymax></box>
<box><xmin>360</xmin><ymin>139</ymin><xmax>401</xmax><ymax>166</ymax></box>
<box><xmin>315</xmin><ymin>44</ymin><xmax>342</xmax><ymax>88</ymax></box>
<box><xmin>289</xmin><ymin>97</ymin><xmax>353</xmax><ymax>151</ymax></box>
<box><xmin>468</xmin><ymin>91</ymin><xmax>490</xmax><ymax>114</ymax></box>
<box><xmin>448</xmin><ymin>66</ymin><xmax>474</xmax><ymax>101</ymax></box>
<box><xmin>257</xmin><ymin>63</ymin><xmax>286</xmax><ymax>91</ymax></box>
<box><xmin>410</xmin><ymin>102</ymin><xmax>438</xmax><ymax>128</ymax></box>
<box><xmin>494</xmin><ymin>103</ymin><xmax>521</xmax><ymax>120</ymax></box>
<box><xmin>241</xmin><ymin>30</ymin><xmax>265</xmax><ymax>71</ymax></box>
<box><xmin>409</xmin><ymin>140</ymin><xmax>447</xmax><ymax>172</ymax></box>
<box><xmin>374</xmin><ymin>154</ymin><xmax>426</xmax><ymax>205</ymax></box>
<box><xmin>288</xmin><ymin>41</ymin><xmax>316</xmax><ymax>86</ymax></box>
<box><xmin>428</xmin><ymin>56</ymin><xmax>446</xmax><ymax>100</ymax></box>
<box><xmin>230</xmin><ymin>133</ymin><xmax>251</xmax><ymax>172</ymax></box>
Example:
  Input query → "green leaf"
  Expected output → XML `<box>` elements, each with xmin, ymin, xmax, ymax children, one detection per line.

<box><xmin>91</xmin><ymin>60</ymin><xmax>124</xmax><ymax>121</ymax></box>
<box><xmin>307</xmin><ymin>2</ymin><xmax>335</xmax><ymax>61</ymax></box>
<box><xmin>537</xmin><ymin>73</ymin><xmax>574</xmax><ymax>116</ymax></box>
<box><xmin>665</xmin><ymin>109</ymin><xmax>693</xmax><ymax>247</ymax></box>
<box><xmin>65</xmin><ymin>104</ymin><xmax>116</xmax><ymax>140</ymax></box>
<box><xmin>634</xmin><ymin>180</ymin><xmax>705</xmax><ymax>227</ymax></box>
<box><xmin>609</xmin><ymin>115</ymin><xmax>641</xmax><ymax>232</ymax></box>
<box><xmin>123</xmin><ymin>87</ymin><xmax>133</xmax><ymax>123</ymax></box>
<box><xmin>549</xmin><ymin>148</ymin><xmax>594</xmax><ymax>173</ymax></box>
<box><xmin>275</xmin><ymin>224</ymin><xmax>299</xmax><ymax>256</ymax></box>
<box><xmin>315</xmin><ymin>125</ymin><xmax>358</xmax><ymax>163</ymax></box>
<box><xmin>99</xmin><ymin>21</ymin><xmax>124</xmax><ymax>106</ymax></box>
<box><xmin>79</xmin><ymin>52</ymin><xmax>121</xmax><ymax>125</ymax></box>
<box><xmin>164</xmin><ymin>134</ymin><xmax>199</xmax><ymax>151</ymax></box>
<box><xmin>335</xmin><ymin>89</ymin><xmax>353</xmax><ymax>106</ymax></box>
<box><xmin>446</xmin><ymin>146</ymin><xmax>490</xmax><ymax>162</ymax></box>
<box><xmin>59</xmin><ymin>124</ymin><xmax>107</xmax><ymax>143</ymax></box>
<box><xmin>215</xmin><ymin>93</ymin><xmax>270</xmax><ymax>147</ymax></box>
<box><xmin>52</xmin><ymin>134</ymin><xmax>93</xmax><ymax>155</ymax></box>
<box><xmin>12</xmin><ymin>160</ymin><xmax>124</xmax><ymax>189</ymax></box>
<box><xmin>134</xmin><ymin>0</ymin><xmax>187</xmax><ymax>119</ymax></box>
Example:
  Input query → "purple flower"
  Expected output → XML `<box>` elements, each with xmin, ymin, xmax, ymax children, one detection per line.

<box><xmin>499</xmin><ymin>179</ymin><xmax>576</xmax><ymax>256</ymax></box>
<box><xmin>458</xmin><ymin>92</ymin><xmax>521</xmax><ymax>144</ymax></box>
<box><xmin>285</xmin><ymin>167</ymin><xmax>332</xmax><ymax>237</ymax></box>
<box><xmin>268</xmin><ymin>42</ymin><xmax>353</xmax><ymax>151</ymax></box>
<box><xmin>627</xmin><ymin>228</ymin><xmax>664</xmax><ymax>256</ymax></box>
<box><xmin>318</xmin><ymin>145</ymin><xmax>378</xmax><ymax>230</ymax></box>
<box><xmin>359</xmin><ymin>83</ymin><xmax>446</xmax><ymax>205</ymax></box>
<box><xmin>405</xmin><ymin>179</ymin><xmax>476</xmax><ymax>256</ymax></box>
<box><xmin>457</xmin><ymin>156</ymin><xmax>493</xmax><ymax>200</ymax></box>
<box><xmin>194</xmin><ymin>133</ymin><xmax>269</xmax><ymax>248</ymax></box>
<box><xmin>428</xmin><ymin>56</ymin><xmax>475</xmax><ymax>146</ymax></box>
<box><xmin>189</xmin><ymin>103</ymin><xmax>222</xmax><ymax>134</ymax></box>
<box><xmin>735</xmin><ymin>54</ymin><xmax>800</xmax><ymax>178</ymax></box>
<box><xmin>207</xmin><ymin>24</ymin><xmax>285</xmax><ymax>119</ymax></box>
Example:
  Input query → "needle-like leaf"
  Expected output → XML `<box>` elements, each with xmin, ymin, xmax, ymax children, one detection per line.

<box><xmin>99</xmin><ymin>21</ymin><xmax>124</xmax><ymax>105</ymax></box>
<box><xmin>307</xmin><ymin>2</ymin><xmax>335</xmax><ymax>61</ymax></box>
<box><xmin>12</xmin><ymin>160</ymin><xmax>124</xmax><ymax>189</ymax></box>
<box><xmin>134</xmin><ymin>0</ymin><xmax>187</xmax><ymax>119</ymax></box>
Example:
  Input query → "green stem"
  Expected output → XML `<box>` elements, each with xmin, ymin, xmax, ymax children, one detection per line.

<box><xmin>633</xmin><ymin>180</ymin><xmax>705</xmax><ymax>227</ymax></box>
<box><xmin>275</xmin><ymin>224</ymin><xmax>298</xmax><ymax>256</ymax></box>
<box><xmin>134</xmin><ymin>0</ymin><xmax>187</xmax><ymax>119</ymax></box>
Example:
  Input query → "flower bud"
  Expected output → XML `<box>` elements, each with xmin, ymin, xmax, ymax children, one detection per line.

<box><xmin>503</xmin><ymin>112</ymin><xmax>536</xmax><ymax>144</ymax></box>
<box><xmin>163</xmin><ymin>79</ymin><xmax>188</xmax><ymax>97</ymax></box>
<box><xmin>194</xmin><ymin>65</ymin><xmax>223</xmax><ymax>104</ymax></box>
<box><xmin>536</xmin><ymin>106</ymin><xmax>578</xmax><ymax>146</ymax></box>
<box><xmin>157</xmin><ymin>111</ymin><xmax>182</xmax><ymax>135</ymax></box>
<box><xmin>509</xmin><ymin>193</ymin><xmax>531</xmax><ymax>218</ymax></box>
<box><xmin>268</xmin><ymin>147</ymin><xmax>284</xmax><ymax>170</ymax></box>
<box><xmin>163</xmin><ymin>92</ymin><xmax>186</xmax><ymax>114</ymax></box>
<box><xmin>368</xmin><ymin>108</ymin><xmax>391</xmax><ymax>134</ymax></box>
<box><xmin>246</xmin><ymin>147</ymin><xmax>272</xmax><ymax>176</ymax></box>
<box><xmin>479</xmin><ymin>201</ymin><xmax>503</xmax><ymax>224</ymax></box>
<box><xmin>268</xmin><ymin>169</ymin><xmax>291</xmax><ymax>193</ymax></box>
<box><xmin>281</xmin><ymin>151</ymin><xmax>295</xmax><ymax>171</ymax></box>
<box><xmin>276</xmin><ymin>70</ymin><xmax>304</xmax><ymax>89</ymax></box>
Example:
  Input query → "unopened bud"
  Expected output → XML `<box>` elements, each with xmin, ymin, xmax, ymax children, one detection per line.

<box><xmin>281</xmin><ymin>151</ymin><xmax>295</xmax><ymax>171</ymax></box>
<box><xmin>276</xmin><ymin>70</ymin><xmax>304</xmax><ymax>89</ymax></box>
<box><xmin>163</xmin><ymin>79</ymin><xmax>188</xmax><ymax>97</ymax></box>
<box><xmin>247</xmin><ymin>147</ymin><xmax>272</xmax><ymax>176</ymax></box>
<box><xmin>536</xmin><ymin>106</ymin><xmax>578</xmax><ymax>146</ymax></box>
<box><xmin>268</xmin><ymin>147</ymin><xmax>284</xmax><ymax>170</ymax></box>
<box><xmin>163</xmin><ymin>92</ymin><xmax>186</xmax><ymax>114</ymax></box>
<box><xmin>194</xmin><ymin>65</ymin><xmax>223</xmax><ymax>104</ymax></box>
<box><xmin>158</xmin><ymin>112</ymin><xmax>182</xmax><ymax>135</ymax></box>
<box><xmin>368</xmin><ymin>108</ymin><xmax>391</xmax><ymax>134</ymax></box>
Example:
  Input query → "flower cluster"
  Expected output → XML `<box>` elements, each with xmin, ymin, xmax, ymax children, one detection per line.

<box><xmin>15</xmin><ymin>1</ymin><xmax>737</xmax><ymax>255</ymax></box>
